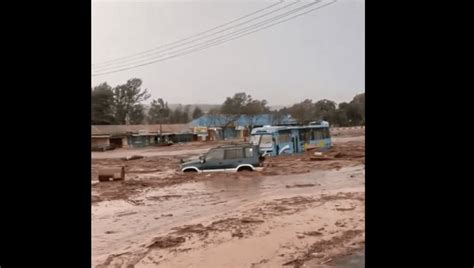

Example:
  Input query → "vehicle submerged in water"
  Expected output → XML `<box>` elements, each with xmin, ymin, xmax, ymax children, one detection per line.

<box><xmin>250</xmin><ymin>121</ymin><xmax>332</xmax><ymax>156</ymax></box>
<box><xmin>179</xmin><ymin>122</ymin><xmax>331</xmax><ymax>172</ymax></box>
<box><xmin>180</xmin><ymin>144</ymin><xmax>264</xmax><ymax>173</ymax></box>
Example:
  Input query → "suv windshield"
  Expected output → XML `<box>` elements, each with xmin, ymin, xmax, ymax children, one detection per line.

<box><xmin>206</xmin><ymin>149</ymin><xmax>224</xmax><ymax>160</ymax></box>
<box><xmin>250</xmin><ymin>134</ymin><xmax>273</xmax><ymax>147</ymax></box>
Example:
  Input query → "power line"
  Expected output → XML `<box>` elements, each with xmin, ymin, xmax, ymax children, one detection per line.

<box><xmin>92</xmin><ymin>0</ymin><xmax>337</xmax><ymax>77</ymax></box>
<box><xmin>93</xmin><ymin>0</ymin><xmax>300</xmax><ymax>71</ymax></box>
<box><xmin>92</xmin><ymin>0</ymin><xmax>284</xmax><ymax>68</ymax></box>
<box><xmin>93</xmin><ymin>0</ymin><xmax>318</xmax><ymax>73</ymax></box>
<box><xmin>92</xmin><ymin>0</ymin><xmax>335</xmax><ymax>76</ymax></box>
<box><xmin>93</xmin><ymin>0</ymin><xmax>322</xmax><ymax>73</ymax></box>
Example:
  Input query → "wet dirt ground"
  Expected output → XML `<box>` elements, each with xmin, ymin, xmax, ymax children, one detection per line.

<box><xmin>92</xmin><ymin>129</ymin><xmax>365</xmax><ymax>267</ymax></box>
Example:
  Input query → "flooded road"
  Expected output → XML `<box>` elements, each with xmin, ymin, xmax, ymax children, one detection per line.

<box><xmin>92</xmin><ymin>132</ymin><xmax>365</xmax><ymax>267</ymax></box>
<box><xmin>332</xmin><ymin>249</ymin><xmax>365</xmax><ymax>267</ymax></box>
<box><xmin>92</xmin><ymin>165</ymin><xmax>364</xmax><ymax>267</ymax></box>
<box><xmin>92</xmin><ymin>147</ymin><xmax>209</xmax><ymax>159</ymax></box>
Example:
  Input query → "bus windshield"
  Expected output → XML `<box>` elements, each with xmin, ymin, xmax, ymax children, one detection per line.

<box><xmin>250</xmin><ymin>135</ymin><xmax>260</xmax><ymax>146</ymax></box>
<box><xmin>260</xmin><ymin>134</ymin><xmax>273</xmax><ymax>148</ymax></box>
<box><xmin>250</xmin><ymin>134</ymin><xmax>274</xmax><ymax>148</ymax></box>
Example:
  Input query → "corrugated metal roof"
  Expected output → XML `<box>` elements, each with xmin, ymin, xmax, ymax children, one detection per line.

<box><xmin>190</xmin><ymin>114</ymin><xmax>297</xmax><ymax>127</ymax></box>
<box><xmin>91</xmin><ymin>134</ymin><xmax>111</xmax><ymax>138</ymax></box>
<box><xmin>91</xmin><ymin>124</ymin><xmax>192</xmax><ymax>135</ymax></box>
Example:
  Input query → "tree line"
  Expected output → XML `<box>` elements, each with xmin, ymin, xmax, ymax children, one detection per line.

<box><xmin>92</xmin><ymin>78</ymin><xmax>364</xmax><ymax>127</ymax></box>
<box><xmin>207</xmin><ymin>92</ymin><xmax>365</xmax><ymax>127</ymax></box>
<box><xmin>281</xmin><ymin>93</ymin><xmax>365</xmax><ymax>126</ymax></box>
<box><xmin>91</xmin><ymin>78</ymin><xmax>203</xmax><ymax>125</ymax></box>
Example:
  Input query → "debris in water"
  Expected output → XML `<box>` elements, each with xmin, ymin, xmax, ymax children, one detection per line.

<box><xmin>147</xmin><ymin>236</ymin><xmax>185</xmax><ymax>249</ymax></box>
<box><xmin>286</xmin><ymin>183</ymin><xmax>318</xmax><ymax>188</ymax></box>
<box><xmin>122</xmin><ymin>155</ymin><xmax>144</xmax><ymax>161</ymax></box>
<box><xmin>240</xmin><ymin>218</ymin><xmax>264</xmax><ymax>224</ymax></box>
<box><xmin>303</xmin><ymin>231</ymin><xmax>323</xmax><ymax>236</ymax></box>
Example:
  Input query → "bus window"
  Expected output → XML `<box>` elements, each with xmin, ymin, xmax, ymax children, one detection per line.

<box><xmin>314</xmin><ymin>129</ymin><xmax>323</xmax><ymax>140</ymax></box>
<box><xmin>278</xmin><ymin>133</ymin><xmax>290</xmax><ymax>143</ymax></box>
<box><xmin>260</xmin><ymin>135</ymin><xmax>273</xmax><ymax>148</ymax></box>
<box><xmin>299</xmin><ymin>130</ymin><xmax>305</xmax><ymax>141</ymax></box>
<box><xmin>303</xmin><ymin>129</ymin><xmax>311</xmax><ymax>142</ymax></box>
<box><xmin>324</xmin><ymin>128</ymin><xmax>330</xmax><ymax>138</ymax></box>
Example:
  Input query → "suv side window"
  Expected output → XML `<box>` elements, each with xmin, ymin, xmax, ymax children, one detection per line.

<box><xmin>224</xmin><ymin>148</ymin><xmax>244</xmax><ymax>159</ymax></box>
<box><xmin>206</xmin><ymin>149</ymin><xmax>224</xmax><ymax>160</ymax></box>
<box><xmin>244</xmin><ymin>147</ymin><xmax>254</xmax><ymax>158</ymax></box>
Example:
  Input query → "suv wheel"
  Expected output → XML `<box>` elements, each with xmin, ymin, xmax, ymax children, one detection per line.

<box><xmin>237</xmin><ymin>166</ymin><xmax>253</xmax><ymax>172</ymax></box>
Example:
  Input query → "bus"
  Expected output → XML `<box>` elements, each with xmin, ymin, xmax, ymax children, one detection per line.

<box><xmin>249</xmin><ymin>122</ymin><xmax>332</xmax><ymax>156</ymax></box>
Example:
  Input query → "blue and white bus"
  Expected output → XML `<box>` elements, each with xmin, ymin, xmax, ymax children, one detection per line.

<box><xmin>249</xmin><ymin>122</ymin><xmax>332</xmax><ymax>156</ymax></box>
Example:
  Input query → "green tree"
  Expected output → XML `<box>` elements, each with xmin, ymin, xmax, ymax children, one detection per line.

<box><xmin>350</xmin><ymin>93</ymin><xmax>365</xmax><ymax>125</ymax></box>
<box><xmin>113</xmin><ymin>78</ymin><xmax>150</xmax><ymax>124</ymax></box>
<box><xmin>148</xmin><ymin>98</ymin><xmax>170</xmax><ymax>124</ymax></box>
<box><xmin>332</xmin><ymin>102</ymin><xmax>350</xmax><ymax>126</ymax></box>
<box><xmin>331</xmin><ymin>93</ymin><xmax>365</xmax><ymax>126</ymax></box>
<box><xmin>220</xmin><ymin>92</ymin><xmax>250</xmax><ymax>131</ymax></box>
<box><xmin>192</xmin><ymin>106</ymin><xmax>204</xmax><ymax>119</ymax></box>
<box><xmin>220</xmin><ymin>92</ymin><xmax>250</xmax><ymax>114</ymax></box>
<box><xmin>314</xmin><ymin>99</ymin><xmax>337</xmax><ymax>121</ymax></box>
<box><xmin>169</xmin><ymin>105</ymin><xmax>190</xmax><ymax>123</ymax></box>
<box><xmin>270</xmin><ymin>108</ymin><xmax>288</xmax><ymax>125</ymax></box>
<box><xmin>129</xmin><ymin>104</ymin><xmax>145</xmax><ymax>124</ymax></box>
<box><xmin>287</xmin><ymin>99</ymin><xmax>314</xmax><ymax>124</ymax></box>
<box><xmin>220</xmin><ymin>92</ymin><xmax>269</xmax><ymax>130</ymax></box>
<box><xmin>183</xmin><ymin>105</ymin><xmax>191</xmax><ymax>123</ymax></box>
<box><xmin>91</xmin><ymin>82</ymin><xmax>116</xmax><ymax>125</ymax></box>
<box><xmin>242</xmin><ymin>96</ymin><xmax>269</xmax><ymax>128</ymax></box>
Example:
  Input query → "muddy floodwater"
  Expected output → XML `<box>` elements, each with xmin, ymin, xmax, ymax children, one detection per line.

<box><xmin>92</xmin><ymin>131</ymin><xmax>365</xmax><ymax>268</ymax></box>
<box><xmin>332</xmin><ymin>249</ymin><xmax>365</xmax><ymax>267</ymax></box>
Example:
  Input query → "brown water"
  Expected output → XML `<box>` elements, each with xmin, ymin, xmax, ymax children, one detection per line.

<box><xmin>92</xmin><ymin>165</ymin><xmax>365</xmax><ymax>266</ymax></box>
<box><xmin>332</xmin><ymin>249</ymin><xmax>365</xmax><ymax>267</ymax></box>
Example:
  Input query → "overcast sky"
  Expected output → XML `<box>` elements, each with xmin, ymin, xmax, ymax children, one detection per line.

<box><xmin>92</xmin><ymin>0</ymin><xmax>364</xmax><ymax>106</ymax></box>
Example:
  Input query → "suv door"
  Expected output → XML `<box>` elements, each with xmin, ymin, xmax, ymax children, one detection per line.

<box><xmin>201</xmin><ymin>148</ymin><xmax>225</xmax><ymax>170</ymax></box>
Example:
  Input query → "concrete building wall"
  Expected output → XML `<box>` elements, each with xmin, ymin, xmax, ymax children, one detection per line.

<box><xmin>92</xmin><ymin>137</ymin><xmax>110</xmax><ymax>147</ymax></box>
<box><xmin>122</xmin><ymin>137</ymin><xmax>128</xmax><ymax>148</ymax></box>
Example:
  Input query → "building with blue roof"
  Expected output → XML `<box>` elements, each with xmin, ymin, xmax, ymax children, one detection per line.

<box><xmin>189</xmin><ymin>114</ymin><xmax>298</xmax><ymax>139</ymax></box>
<box><xmin>190</xmin><ymin>114</ymin><xmax>297</xmax><ymax>128</ymax></box>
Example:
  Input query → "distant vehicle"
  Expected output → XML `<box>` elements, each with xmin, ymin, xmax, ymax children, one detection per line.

<box><xmin>250</xmin><ymin>123</ymin><xmax>332</xmax><ymax>156</ymax></box>
<box><xmin>179</xmin><ymin>144</ymin><xmax>264</xmax><ymax>173</ymax></box>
